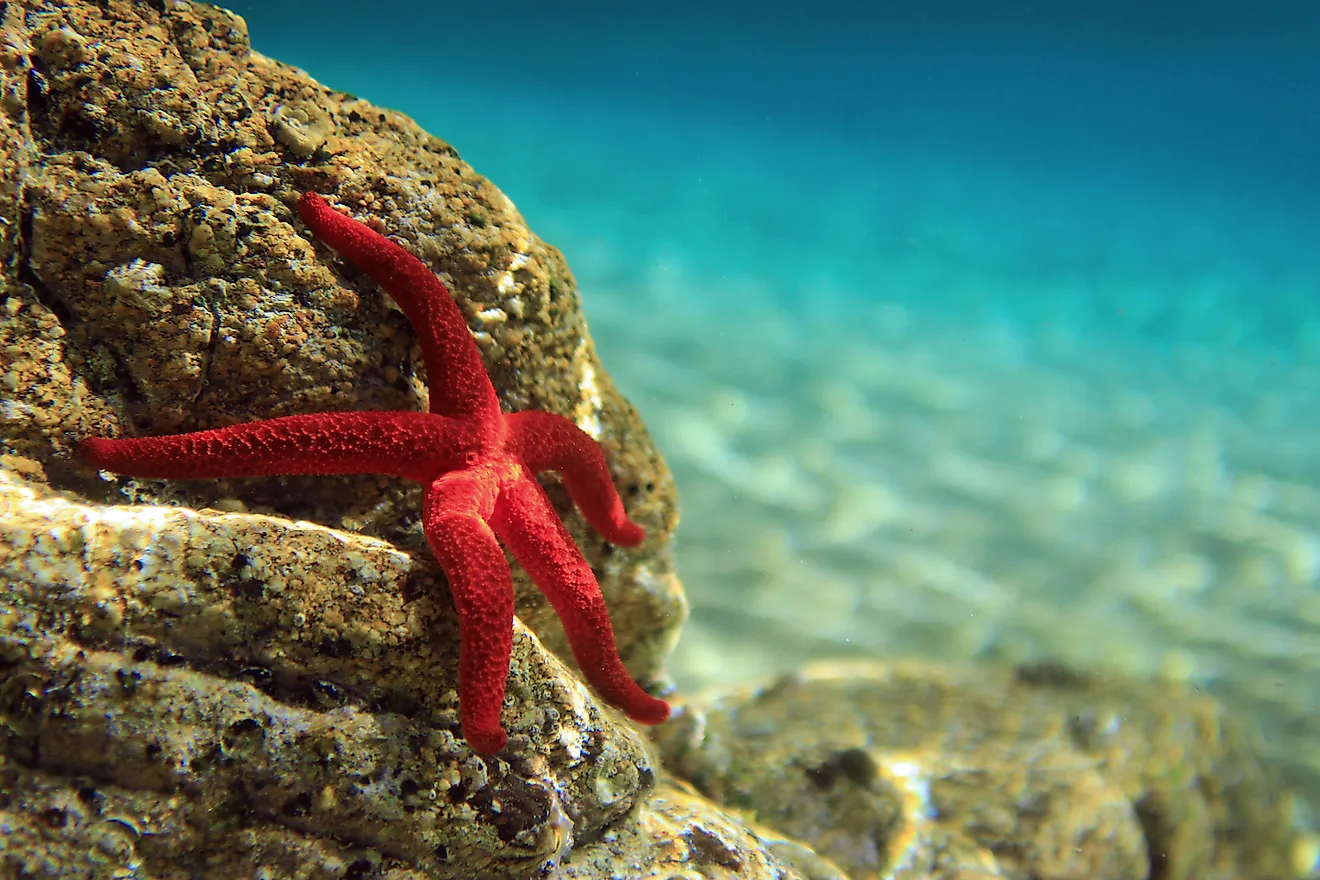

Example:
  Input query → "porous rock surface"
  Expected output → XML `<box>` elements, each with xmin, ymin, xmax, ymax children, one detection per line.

<box><xmin>0</xmin><ymin>0</ymin><xmax>703</xmax><ymax>876</ymax></box>
<box><xmin>0</xmin><ymin>0</ymin><xmax>685</xmax><ymax>686</ymax></box>
<box><xmin>0</xmin><ymin>466</ymin><xmax>830</xmax><ymax>878</ymax></box>
<box><xmin>1</xmin><ymin>468</ymin><xmax>657</xmax><ymax>877</ymax></box>
<box><xmin>657</xmin><ymin>660</ymin><xmax>1300</xmax><ymax>880</ymax></box>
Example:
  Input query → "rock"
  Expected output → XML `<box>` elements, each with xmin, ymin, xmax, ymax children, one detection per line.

<box><xmin>0</xmin><ymin>468</ymin><xmax>656</xmax><ymax>877</ymax></box>
<box><xmin>0</xmin><ymin>459</ymin><xmax>838</xmax><ymax>878</ymax></box>
<box><xmin>558</xmin><ymin>783</ymin><xmax>851</xmax><ymax>880</ymax></box>
<box><xmin>656</xmin><ymin>660</ymin><xmax>1299</xmax><ymax>880</ymax></box>
<box><xmin>0</xmin><ymin>0</ymin><xmax>687</xmax><ymax>875</ymax></box>
<box><xmin>0</xmin><ymin>0</ymin><xmax>685</xmax><ymax>691</ymax></box>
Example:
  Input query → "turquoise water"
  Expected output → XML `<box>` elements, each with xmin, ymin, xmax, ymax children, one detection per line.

<box><xmin>228</xmin><ymin>0</ymin><xmax>1320</xmax><ymax>834</ymax></box>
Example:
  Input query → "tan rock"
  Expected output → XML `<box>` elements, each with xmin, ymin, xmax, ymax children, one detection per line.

<box><xmin>0</xmin><ymin>0</ymin><xmax>684</xmax><ymax>689</ymax></box>
<box><xmin>558</xmin><ymin>783</ymin><xmax>851</xmax><ymax>880</ymax></box>
<box><xmin>0</xmin><ymin>469</ymin><xmax>660</xmax><ymax>877</ymax></box>
<box><xmin>0</xmin><ymin>0</ymin><xmax>690</xmax><ymax>874</ymax></box>
<box><xmin>657</xmin><ymin>660</ymin><xmax>1300</xmax><ymax>880</ymax></box>
<box><xmin>2</xmin><ymin>462</ymin><xmax>846</xmax><ymax>877</ymax></box>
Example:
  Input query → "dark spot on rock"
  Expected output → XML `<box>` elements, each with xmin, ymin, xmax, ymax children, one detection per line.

<box><xmin>131</xmin><ymin>646</ymin><xmax>152</xmax><ymax>663</ymax></box>
<box><xmin>40</xmin><ymin>807</ymin><xmax>67</xmax><ymax>828</ymax></box>
<box><xmin>227</xmin><ymin>717</ymin><xmax>263</xmax><ymax>735</ymax></box>
<box><xmin>237</xmin><ymin>666</ymin><xmax>272</xmax><ymax>689</ymax></box>
<box><xmin>227</xmin><ymin>573</ymin><xmax>265</xmax><ymax>601</ymax></box>
<box><xmin>1013</xmin><ymin>660</ymin><xmax>1088</xmax><ymax>690</ymax></box>
<box><xmin>372</xmin><ymin>685</ymin><xmax>421</xmax><ymax>718</ymax></box>
<box><xmin>0</xmin><ymin>682</ymin><xmax>41</xmax><ymax>720</ymax></box>
<box><xmin>1066</xmin><ymin>710</ymin><xmax>1099</xmax><ymax>750</ymax></box>
<box><xmin>805</xmin><ymin>747</ymin><xmax>876</xmax><ymax>790</ymax></box>
<box><xmin>190</xmin><ymin>743</ymin><xmax>222</xmax><ymax>774</ymax></box>
<box><xmin>400</xmin><ymin>569</ymin><xmax>429</xmax><ymax>604</ymax></box>
<box><xmin>144</xmin><ymin>742</ymin><xmax>163</xmax><ymax>761</ymax></box>
<box><xmin>59</xmin><ymin>108</ymin><xmax>102</xmax><ymax>143</ymax></box>
<box><xmin>638</xmin><ymin>766</ymin><xmax>655</xmax><ymax>788</ymax></box>
<box><xmin>1133</xmin><ymin>794</ymin><xmax>1173</xmax><ymax>880</ymax></box>
<box><xmin>836</xmin><ymin>747</ymin><xmax>877</xmax><ymax>785</ymax></box>
<box><xmin>470</xmin><ymin>784</ymin><xmax>550</xmax><ymax>845</ymax></box>
<box><xmin>318</xmin><ymin>635</ymin><xmax>354</xmax><ymax>658</ymax></box>
<box><xmin>76</xmin><ymin>786</ymin><xmax>100</xmax><ymax>806</ymax></box>
<box><xmin>219</xmin><ymin>782</ymin><xmax>254</xmax><ymax>820</ymax></box>
<box><xmin>221</xmin><ymin>717</ymin><xmax>265</xmax><ymax>751</ymax></box>
<box><xmin>115</xmin><ymin>668</ymin><xmax>141</xmax><ymax>694</ymax></box>
<box><xmin>345</xmin><ymin>856</ymin><xmax>378</xmax><ymax>879</ymax></box>
<box><xmin>684</xmin><ymin>827</ymin><xmax>743</xmax><ymax>870</ymax></box>
<box><xmin>12</xmin><ymin>185</ymin><xmax>54</xmax><ymax>323</ymax></box>
<box><xmin>433</xmin><ymin>843</ymin><xmax>448</xmax><ymax>861</ymax></box>
<box><xmin>400</xmin><ymin>778</ymin><xmax>420</xmax><ymax>798</ymax></box>
<box><xmin>805</xmin><ymin>760</ymin><xmax>838</xmax><ymax>789</ymax></box>
<box><xmin>311</xmin><ymin>679</ymin><xmax>347</xmax><ymax>707</ymax></box>
<box><xmin>445</xmin><ymin>772</ymin><xmax>473</xmax><ymax>804</ymax></box>
<box><xmin>155</xmin><ymin>648</ymin><xmax>186</xmax><ymax>667</ymax></box>
<box><xmin>280</xmin><ymin>791</ymin><xmax>313</xmax><ymax>817</ymax></box>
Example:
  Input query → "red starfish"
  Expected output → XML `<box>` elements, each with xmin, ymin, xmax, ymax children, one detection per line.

<box><xmin>80</xmin><ymin>191</ymin><xmax>670</xmax><ymax>754</ymax></box>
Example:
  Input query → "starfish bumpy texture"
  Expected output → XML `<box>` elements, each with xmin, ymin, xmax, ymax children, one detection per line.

<box><xmin>81</xmin><ymin>191</ymin><xmax>670</xmax><ymax>753</ymax></box>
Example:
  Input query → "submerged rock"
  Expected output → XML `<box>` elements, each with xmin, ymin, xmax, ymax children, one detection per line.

<box><xmin>0</xmin><ymin>469</ymin><xmax>658</xmax><ymax>877</ymax></box>
<box><xmin>557</xmin><ymin>783</ymin><xmax>851</xmax><ymax>880</ymax></box>
<box><xmin>0</xmin><ymin>0</ymin><xmax>684</xmax><ymax>692</ymax></box>
<box><xmin>0</xmin><ymin>461</ymin><xmax>827</xmax><ymax>876</ymax></box>
<box><xmin>656</xmin><ymin>660</ymin><xmax>1301</xmax><ymax>880</ymax></box>
<box><xmin>0</xmin><ymin>0</ymin><xmax>689</xmax><ymax>875</ymax></box>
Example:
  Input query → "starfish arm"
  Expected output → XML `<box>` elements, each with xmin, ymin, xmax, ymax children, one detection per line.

<box><xmin>297</xmin><ymin>192</ymin><xmax>501</xmax><ymax>421</ymax></box>
<box><xmin>81</xmin><ymin>411</ymin><xmax>473</xmax><ymax>483</ymax></box>
<box><xmin>506</xmin><ymin>410</ymin><xmax>646</xmax><ymax>547</ymax></box>
<box><xmin>491</xmin><ymin>473</ymin><xmax>670</xmax><ymax>726</ymax></box>
<box><xmin>423</xmin><ymin>472</ymin><xmax>514</xmax><ymax>754</ymax></box>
